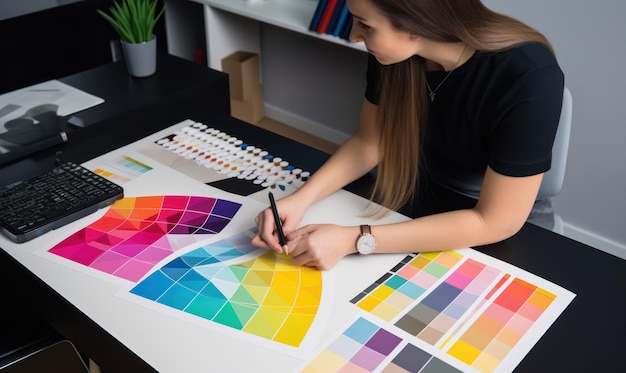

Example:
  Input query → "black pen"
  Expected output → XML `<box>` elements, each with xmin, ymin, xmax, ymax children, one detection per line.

<box><xmin>268</xmin><ymin>192</ymin><xmax>288</xmax><ymax>254</ymax></box>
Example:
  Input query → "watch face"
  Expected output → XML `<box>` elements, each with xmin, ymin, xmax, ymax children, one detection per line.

<box><xmin>357</xmin><ymin>234</ymin><xmax>376</xmax><ymax>255</ymax></box>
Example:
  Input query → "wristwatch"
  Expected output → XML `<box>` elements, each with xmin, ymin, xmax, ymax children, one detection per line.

<box><xmin>356</xmin><ymin>225</ymin><xmax>376</xmax><ymax>255</ymax></box>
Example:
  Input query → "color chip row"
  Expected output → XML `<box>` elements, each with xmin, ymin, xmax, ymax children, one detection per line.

<box><xmin>351</xmin><ymin>251</ymin><xmax>463</xmax><ymax>321</ymax></box>
<box><xmin>93</xmin><ymin>156</ymin><xmax>153</xmax><ymax>183</ymax></box>
<box><xmin>156</xmin><ymin>122</ymin><xmax>310</xmax><ymax>190</ymax></box>
<box><xmin>446</xmin><ymin>277</ymin><xmax>556</xmax><ymax>372</ymax></box>
<box><xmin>395</xmin><ymin>258</ymin><xmax>502</xmax><ymax>345</ymax></box>
<box><xmin>303</xmin><ymin>317</ymin><xmax>402</xmax><ymax>372</ymax></box>
<box><xmin>303</xmin><ymin>317</ymin><xmax>461</xmax><ymax>373</ymax></box>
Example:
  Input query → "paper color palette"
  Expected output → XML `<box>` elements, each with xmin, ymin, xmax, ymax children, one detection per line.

<box><xmin>93</xmin><ymin>155</ymin><xmax>153</xmax><ymax>183</ymax></box>
<box><xmin>303</xmin><ymin>317</ymin><xmax>402</xmax><ymax>372</ymax></box>
<box><xmin>351</xmin><ymin>252</ymin><xmax>463</xmax><ymax>321</ymax></box>
<box><xmin>446</xmin><ymin>278</ymin><xmax>556</xmax><ymax>372</ymax></box>
<box><xmin>395</xmin><ymin>258</ymin><xmax>502</xmax><ymax>345</ymax></box>
<box><xmin>349</xmin><ymin>250</ymin><xmax>572</xmax><ymax>373</ymax></box>
<box><xmin>48</xmin><ymin>195</ymin><xmax>241</xmax><ymax>281</ymax></box>
<box><xmin>130</xmin><ymin>232</ymin><xmax>322</xmax><ymax>348</ymax></box>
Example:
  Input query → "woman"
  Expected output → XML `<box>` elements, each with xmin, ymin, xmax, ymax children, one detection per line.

<box><xmin>253</xmin><ymin>0</ymin><xmax>564</xmax><ymax>269</ymax></box>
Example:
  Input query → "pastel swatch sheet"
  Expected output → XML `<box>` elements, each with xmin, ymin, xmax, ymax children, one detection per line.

<box><xmin>48</xmin><ymin>195</ymin><xmax>241</xmax><ymax>282</ymax></box>
<box><xmin>303</xmin><ymin>316</ymin><xmax>461</xmax><ymax>373</ymax></box>
<box><xmin>93</xmin><ymin>155</ymin><xmax>153</xmax><ymax>183</ymax></box>
<box><xmin>302</xmin><ymin>250</ymin><xmax>575</xmax><ymax>373</ymax></box>
<box><xmin>130</xmin><ymin>231</ymin><xmax>323</xmax><ymax>348</ymax></box>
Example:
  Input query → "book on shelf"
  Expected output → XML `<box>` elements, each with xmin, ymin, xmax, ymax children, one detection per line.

<box><xmin>339</xmin><ymin>12</ymin><xmax>353</xmax><ymax>40</ymax></box>
<box><xmin>332</xmin><ymin>0</ymin><xmax>349</xmax><ymax>37</ymax></box>
<box><xmin>309</xmin><ymin>0</ymin><xmax>352</xmax><ymax>42</ymax></box>
<box><xmin>316</xmin><ymin>0</ymin><xmax>339</xmax><ymax>34</ymax></box>
<box><xmin>308</xmin><ymin>0</ymin><xmax>329</xmax><ymax>32</ymax></box>
<box><xmin>326</xmin><ymin>0</ymin><xmax>345</xmax><ymax>35</ymax></box>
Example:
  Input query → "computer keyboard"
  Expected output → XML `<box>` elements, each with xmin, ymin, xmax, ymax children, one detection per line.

<box><xmin>0</xmin><ymin>162</ymin><xmax>124</xmax><ymax>243</ymax></box>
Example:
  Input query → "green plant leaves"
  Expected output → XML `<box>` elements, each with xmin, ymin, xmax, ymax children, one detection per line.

<box><xmin>97</xmin><ymin>0</ymin><xmax>165</xmax><ymax>43</ymax></box>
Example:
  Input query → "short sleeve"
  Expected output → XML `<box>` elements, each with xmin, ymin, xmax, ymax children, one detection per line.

<box><xmin>489</xmin><ymin>65</ymin><xmax>564</xmax><ymax>177</ymax></box>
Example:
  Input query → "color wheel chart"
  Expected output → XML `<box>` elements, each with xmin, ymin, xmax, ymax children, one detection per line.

<box><xmin>342</xmin><ymin>250</ymin><xmax>575</xmax><ymax>373</ymax></box>
<box><xmin>129</xmin><ymin>230</ymin><xmax>325</xmax><ymax>352</ymax></box>
<box><xmin>48</xmin><ymin>195</ymin><xmax>241</xmax><ymax>282</ymax></box>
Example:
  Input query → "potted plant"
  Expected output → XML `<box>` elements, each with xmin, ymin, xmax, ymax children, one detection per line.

<box><xmin>97</xmin><ymin>0</ymin><xmax>165</xmax><ymax>77</ymax></box>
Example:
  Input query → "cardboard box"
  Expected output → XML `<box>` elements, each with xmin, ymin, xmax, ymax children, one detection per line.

<box><xmin>230</xmin><ymin>83</ymin><xmax>264</xmax><ymax>124</ymax></box>
<box><xmin>221</xmin><ymin>51</ymin><xmax>260</xmax><ymax>101</ymax></box>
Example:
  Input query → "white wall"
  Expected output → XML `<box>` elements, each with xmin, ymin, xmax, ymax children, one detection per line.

<box><xmin>261</xmin><ymin>0</ymin><xmax>626</xmax><ymax>259</ymax></box>
<box><xmin>481</xmin><ymin>0</ymin><xmax>626</xmax><ymax>259</ymax></box>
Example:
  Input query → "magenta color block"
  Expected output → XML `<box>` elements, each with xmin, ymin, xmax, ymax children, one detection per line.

<box><xmin>445</xmin><ymin>272</ymin><xmax>473</xmax><ymax>290</ymax></box>
<box><xmin>115</xmin><ymin>259</ymin><xmax>156</xmax><ymax>282</ymax></box>
<box><xmin>90</xmin><ymin>250</ymin><xmax>128</xmax><ymax>274</ymax></box>
<box><xmin>51</xmin><ymin>243</ymin><xmax>104</xmax><ymax>265</ymax></box>
<box><xmin>351</xmin><ymin>346</ymin><xmax>386</xmax><ymax>371</ymax></box>
<box><xmin>134</xmin><ymin>246</ymin><xmax>173</xmax><ymax>264</ymax></box>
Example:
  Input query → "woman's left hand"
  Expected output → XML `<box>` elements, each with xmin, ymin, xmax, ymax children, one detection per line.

<box><xmin>285</xmin><ymin>224</ymin><xmax>358</xmax><ymax>270</ymax></box>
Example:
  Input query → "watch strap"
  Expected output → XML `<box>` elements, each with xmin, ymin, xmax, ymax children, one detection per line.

<box><xmin>360</xmin><ymin>224</ymin><xmax>371</xmax><ymax>235</ymax></box>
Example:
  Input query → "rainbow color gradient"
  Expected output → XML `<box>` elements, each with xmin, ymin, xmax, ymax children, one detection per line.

<box><xmin>130</xmin><ymin>232</ymin><xmax>322</xmax><ymax>347</ymax></box>
<box><xmin>48</xmin><ymin>195</ymin><xmax>241</xmax><ymax>281</ymax></box>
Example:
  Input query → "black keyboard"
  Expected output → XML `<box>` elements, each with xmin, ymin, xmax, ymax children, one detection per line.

<box><xmin>0</xmin><ymin>162</ymin><xmax>124</xmax><ymax>243</ymax></box>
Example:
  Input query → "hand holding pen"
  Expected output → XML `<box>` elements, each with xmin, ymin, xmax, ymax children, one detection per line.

<box><xmin>268</xmin><ymin>192</ymin><xmax>289</xmax><ymax>255</ymax></box>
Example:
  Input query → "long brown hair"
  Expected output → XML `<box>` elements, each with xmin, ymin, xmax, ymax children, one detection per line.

<box><xmin>369</xmin><ymin>0</ymin><xmax>554</xmax><ymax>211</ymax></box>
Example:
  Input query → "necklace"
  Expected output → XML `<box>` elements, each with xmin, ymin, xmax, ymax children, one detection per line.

<box><xmin>426</xmin><ymin>44</ymin><xmax>468</xmax><ymax>102</ymax></box>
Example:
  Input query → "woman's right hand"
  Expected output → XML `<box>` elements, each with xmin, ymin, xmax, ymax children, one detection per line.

<box><xmin>252</xmin><ymin>193</ymin><xmax>308</xmax><ymax>254</ymax></box>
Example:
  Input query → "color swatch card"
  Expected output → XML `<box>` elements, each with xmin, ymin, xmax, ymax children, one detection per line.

<box><xmin>123</xmin><ymin>229</ymin><xmax>332</xmax><ymax>358</ymax></box>
<box><xmin>136</xmin><ymin>119</ymin><xmax>313</xmax><ymax>199</ymax></box>
<box><xmin>48</xmin><ymin>195</ymin><xmax>242</xmax><ymax>282</ymax></box>
<box><xmin>301</xmin><ymin>315</ymin><xmax>462</xmax><ymax>373</ymax></box>
<box><xmin>92</xmin><ymin>155</ymin><xmax>153</xmax><ymax>183</ymax></box>
<box><xmin>304</xmin><ymin>249</ymin><xmax>575</xmax><ymax>373</ymax></box>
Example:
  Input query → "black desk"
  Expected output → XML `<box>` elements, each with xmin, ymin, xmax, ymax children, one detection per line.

<box><xmin>0</xmin><ymin>53</ymin><xmax>229</xmax><ymax>187</ymax></box>
<box><xmin>1</xmin><ymin>57</ymin><xmax>625</xmax><ymax>372</ymax></box>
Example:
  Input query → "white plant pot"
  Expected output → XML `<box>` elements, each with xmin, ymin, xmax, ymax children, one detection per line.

<box><xmin>120</xmin><ymin>35</ymin><xmax>157</xmax><ymax>78</ymax></box>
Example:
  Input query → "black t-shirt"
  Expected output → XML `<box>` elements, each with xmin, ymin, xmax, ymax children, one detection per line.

<box><xmin>365</xmin><ymin>42</ymin><xmax>564</xmax><ymax>199</ymax></box>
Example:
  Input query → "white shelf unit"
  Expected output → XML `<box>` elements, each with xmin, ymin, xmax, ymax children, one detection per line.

<box><xmin>168</xmin><ymin>0</ymin><xmax>368</xmax><ymax>144</ymax></box>
<box><xmin>202</xmin><ymin>0</ymin><xmax>365</xmax><ymax>69</ymax></box>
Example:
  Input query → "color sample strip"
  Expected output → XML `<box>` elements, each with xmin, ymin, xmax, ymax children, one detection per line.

<box><xmin>94</xmin><ymin>156</ymin><xmax>153</xmax><ymax>183</ymax></box>
<box><xmin>446</xmin><ymin>277</ymin><xmax>556</xmax><ymax>373</ymax></box>
<box><xmin>115</xmin><ymin>155</ymin><xmax>153</xmax><ymax>173</ymax></box>
<box><xmin>395</xmin><ymin>258</ymin><xmax>502</xmax><ymax>345</ymax></box>
<box><xmin>382</xmin><ymin>343</ymin><xmax>462</xmax><ymax>373</ymax></box>
<box><xmin>440</xmin><ymin>273</ymin><xmax>512</xmax><ymax>350</ymax></box>
<box><xmin>155</xmin><ymin>122</ymin><xmax>312</xmax><ymax>192</ymax></box>
<box><xmin>351</xmin><ymin>251</ymin><xmax>463</xmax><ymax>321</ymax></box>
<box><xmin>49</xmin><ymin>195</ymin><xmax>241</xmax><ymax>282</ymax></box>
<box><xmin>131</xmin><ymin>232</ymin><xmax>322</xmax><ymax>348</ymax></box>
<box><xmin>303</xmin><ymin>317</ymin><xmax>402</xmax><ymax>372</ymax></box>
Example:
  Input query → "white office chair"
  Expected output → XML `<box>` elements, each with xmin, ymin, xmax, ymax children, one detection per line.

<box><xmin>527</xmin><ymin>87</ymin><xmax>573</xmax><ymax>234</ymax></box>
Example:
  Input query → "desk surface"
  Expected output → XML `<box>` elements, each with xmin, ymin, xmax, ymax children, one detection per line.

<box><xmin>1</xmin><ymin>60</ymin><xmax>625</xmax><ymax>372</ymax></box>
<box><xmin>0</xmin><ymin>53</ymin><xmax>229</xmax><ymax>187</ymax></box>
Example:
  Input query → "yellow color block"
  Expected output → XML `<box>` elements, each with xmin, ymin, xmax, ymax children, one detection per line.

<box><xmin>447</xmin><ymin>339</ymin><xmax>481</xmax><ymax>364</ymax></box>
<box><xmin>357</xmin><ymin>296</ymin><xmax>381</xmax><ymax>312</ymax></box>
<box><xmin>307</xmin><ymin>350</ymin><xmax>345</xmax><ymax>372</ymax></box>
<box><xmin>472</xmin><ymin>351</ymin><xmax>501</xmax><ymax>373</ymax></box>
<box><xmin>273</xmin><ymin>313</ymin><xmax>315</xmax><ymax>347</ymax></box>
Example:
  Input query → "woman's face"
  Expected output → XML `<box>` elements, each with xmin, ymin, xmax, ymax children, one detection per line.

<box><xmin>347</xmin><ymin>0</ymin><xmax>418</xmax><ymax>65</ymax></box>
